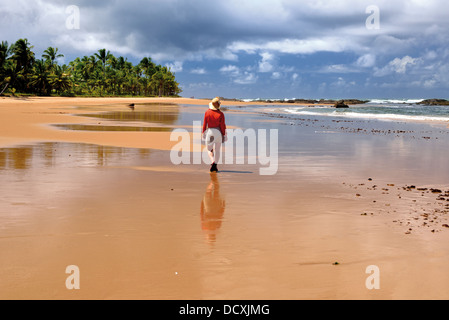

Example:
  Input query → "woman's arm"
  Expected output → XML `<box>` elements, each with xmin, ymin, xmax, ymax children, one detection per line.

<box><xmin>202</xmin><ymin>112</ymin><xmax>208</xmax><ymax>133</ymax></box>
<box><xmin>220</xmin><ymin>113</ymin><xmax>227</xmax><ymax>141</ymax></box>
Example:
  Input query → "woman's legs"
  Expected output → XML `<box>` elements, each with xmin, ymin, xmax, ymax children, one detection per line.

<box><xmin>212</xmin><ymin>141</ymin><xmax>222</xmax><ymax>164</ymax></box>
<box><xmin>206</xmin><ymin>128</ymin><xmax>223</xmax><ymax>170</ymax></box>
<box><xmin>209</xmin><ymin>141</ymin><xmax>222</xmax><ymax>172</ymax></box>
<box><xmin>207</xmin><ymin>150</ymin><xmax>215</xmax><ymax>164</ymax></box>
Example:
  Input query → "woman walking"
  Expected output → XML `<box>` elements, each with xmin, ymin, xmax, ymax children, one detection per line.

<box><xmin>202</xmin><ymin>97</ymin><xmax>227</xmax><ymax>172</ymax></box>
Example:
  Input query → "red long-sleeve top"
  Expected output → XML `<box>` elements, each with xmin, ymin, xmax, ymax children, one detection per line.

<box><xmin>202</xmin><ymin>109</ymin><xmax>226</xmax><ymax>136</ymax></box>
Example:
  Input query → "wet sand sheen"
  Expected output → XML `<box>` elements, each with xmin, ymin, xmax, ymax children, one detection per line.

<box><xmin>0</xmin><ymin>143</ymin><xmax>392</xmax><ymax>299</ymax></box>
<box><xmin>1</xmin><ymin>144</ymin><xmax>448</xmax><ymax>299</ymax></box>
<box><xmin>1</xmin><ymin>97</ymin><xmax>449</xmax><ymax>299</ymax></box>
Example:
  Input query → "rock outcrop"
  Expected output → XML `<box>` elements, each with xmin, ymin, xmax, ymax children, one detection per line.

<box><xmin>418</xmin><ymin>99</ymin><xmax>449</xmax><ymax>106</ymax></box>
<box><xmin>334</xmin><ymin>100</ymin><xmax>349</xmax><ymax>108</ymax></box>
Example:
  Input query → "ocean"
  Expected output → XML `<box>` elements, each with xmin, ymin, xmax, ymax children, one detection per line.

<box><xmin>239</xmin><ymin>99</ymin><xmax>449</xmax><ymax>123</ymax></box>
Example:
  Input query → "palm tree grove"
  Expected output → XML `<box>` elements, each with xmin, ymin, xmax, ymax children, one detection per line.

<box><xmin>0</xmin><ymin>38</ymin><xmax>182</xmax><ymax>97</ymax></box>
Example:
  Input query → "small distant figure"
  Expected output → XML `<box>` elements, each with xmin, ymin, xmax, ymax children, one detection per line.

<box><xmin>202</xmin><ymin>97</ymin><xmax>227</xmax><ymax>172</ymax></box>
<box><xmin>128</xmin><ymin>103</ymin><xmax>135</xmax><ymax>110</ymax></box>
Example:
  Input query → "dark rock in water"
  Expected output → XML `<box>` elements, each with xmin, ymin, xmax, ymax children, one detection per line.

<box><xmin>343</xmin><ymin>99</ymin><xmax>369</xmax><ymax>105</ymax></box>
<box><xmin>293</xmin><ymin>99</ymin><xmax>318</xmax><ymax>104</ymax></box>
<box><xmin>418</xmin><ymin>99</ymin><xmax>449</xmax><ymax>106</ymax></box>
<box><xmin>128</xmin><ymin>103</ymin><xmax>135</xmax><ymax>110</ymax></box>
<box><xmin>334</xmin><ymin>100</ymin><xmax>349</xmax><ymax>108</ymax></box>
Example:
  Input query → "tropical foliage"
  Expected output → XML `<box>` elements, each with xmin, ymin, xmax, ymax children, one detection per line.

<box><xmin>0</xmin><ymin>38</ymin><xmax>182</xmax><ymax>97</ymax></box>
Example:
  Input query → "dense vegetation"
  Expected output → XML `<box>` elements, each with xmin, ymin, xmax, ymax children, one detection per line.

<box><xmin>0</xmin><ymin>38</ymin><xmax>182</xmax><ymax>97</ymax></box>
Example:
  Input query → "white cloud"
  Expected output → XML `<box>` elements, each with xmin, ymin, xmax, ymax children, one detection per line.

<box><xmin>166</xmin><ymin>61</ymin><xmax>183</xmax><ymax>73</ymax></box>
<box><xmin>319</xmin><ymin>64</ymin><xmax>359</xmax><ymax>74</ymax></box>
<box><xmin>258</xmin><ymin>52</ymin><xmax>275</xmax><ymax>72</ymax></box>
<box><xmin>279</xmin><ymin>65</ymin><xmax>295</xmax><ymax>73</ymax></box>
<box><xmin>3</xmin><ymin>0</ymin><xmax>449</xmax><ymax>98</ymax></box>
<box><xmin>220</xmin><ymin>64</ymin><xmax>257</xmax><ymax>84</ymax></box>
<box><xmin>318</xmin><ymin>54</ymin><xmax>376</xmax><ymax>74</ymax></box>
<box><xmin>391</xmin><ymin>56</ymin><xmax>417</xmax><ymax>73</ymax></box>
<box><xmin>423</xmin><ymin>50</ymin><xmax>438</xmax><ymax>61</ymax></box>
<box><xmin>271</xmin><ymin>72</ymin><xmax>281</xmax><ymax>79</ymax></box>
<box><xmin>423</xmin><ymin>79</ymin><xmax>437</xmax><ymax>88</ymax></box>
<box><xmin>187</xmin><ymin>82</ymin><xmax>213</xmax><ymax>89</ymax></box>
<box><xmin>330</xmin><ymin>77</ymin><xmax>356</xmax><ymax>88</ymax></box>
<box><xmin>234</xmin><ymin>72</ymin><xmax>258</xmax><ymax>84</ymax></box>
<box><xmin>334</xmin><ymin>77</ymin><xmax>346</xmax><ymax>87</ymax></box>
<box><xmin>355</xmin><ymin>54</ymin><xmax>376</xmax><ymax>68</ymax></box>
<box><xmin>371</xmin><ymin>35</ymin><xmax>416</xmax><ymax>55</ymax></box>
<box><xmin>229</xmin><ymin>36</ymin><xmax>362</xmax><ymax>55</ymax></box>
<box><xmin>220</xmin><ymin>65</ymin><xmax>240</xmax><ymax>75</ymax></box>
<box><xmin>191</xmin><ymin>68</ymin><xmax>207</xmax><ymax>74</ymax></box>
<box><xmin>374</xmin><ymin>56</ymin><xmax>418</xmax><ymax>77</ymax></box>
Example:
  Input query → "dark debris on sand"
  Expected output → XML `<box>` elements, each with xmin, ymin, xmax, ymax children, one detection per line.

<box><xmin>343</xmin><ymin>180</ymin><xmax>449</xmax><ymax>235</ymax></box>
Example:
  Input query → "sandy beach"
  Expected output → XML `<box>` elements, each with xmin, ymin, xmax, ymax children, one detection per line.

<box><xmin>1</xmin><ymin>96</ymin><xmax>449</xmax><ymax>300</ymax></box>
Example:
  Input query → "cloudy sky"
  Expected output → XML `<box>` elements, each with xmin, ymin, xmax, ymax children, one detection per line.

<box><xmin>1</xmin><ymin>0</ymin><xmax>448</xmax><ymax>99</ymax></box>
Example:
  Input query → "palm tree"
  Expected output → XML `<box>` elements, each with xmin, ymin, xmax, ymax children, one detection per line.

<box><xmin>163</xmin><ymin>71</ymin><xmax>181</xmax><ymax>96</ymax></box>
<box><xmin>94</xmin><ymin>49</ymin><xmax>111</xmax><ymax>69</ymax></box>
<box><xmin>94</xmin><ymin>49</ymin><xmax>111</xmax><ymax>96</ymax></box>
<box><xmin>0</xmin><ymin>60</ymin><xmax>22</xmax><ymax>95</ymax></box>
<box><xmin>11</xmin><ymin>39</ymin><xmax>35</xmax><ymax>92</ymax></box>
<box><xmin>0</xmin><ymin>41</ymin><xmax>11</xmax><ymax>95</ymax></box>
<box><xmin>11</xmin><ymin>39</ymin><xmax>35</xmax><ymax>71</ymax></box>
<box><xmin>139</xmin><ymin>57</ymin><xmax>157</xmax><ymax>96</ymax></box>
<box><xmin>0</xmin><ymin>41</ymin><xmax>10</xmax><ymax>69</ymax></box>
<box><xmin>30</xmin><ymin>59</ymin><xmax>51</xmax><ymax>95</ymax></box>
<box><xmin>2</xmin><ymin>38</ymin><xmax>182</xmax><ymax>97</ymax></box>
<box><xmin>150</xmin><ymin>71</ymin><xmax>166</xmax><ymax>97</ymax></box>
<box><xmin>139</xmin><ymin>57</ymin><xmax>156</xmax><ymax>78</ymax></box>
<box><xmin>78</xmin><ymin>56</ymin><xmax>90</xmax><ymax>82</ymax></box>
<box><xmin>116</xmin><ymin>56</ymin><xmax>126</xmax><ymax>71</ymax></box>
<box><xmin>81</xmin><ymin>55</ymin><xmax>98</xmax><ymax>94</ymax></box>
<box><xmin>49</xmin><ymin>65</ymin><xmax>72</xmax><ymax>94</ymax></box>
<box><xmin>42</xmin><ymin>47</ymin><xmax>64</xmax><ymax>70</ymax></box>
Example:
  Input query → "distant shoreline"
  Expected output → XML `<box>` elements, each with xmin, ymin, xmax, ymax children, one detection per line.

<box><xmin>207</xmin><ymin>97</ymin><xmax>449</xmax><ymax>106</ymax></box>
<box><xmin>3</xmin><ymin>94</ymin><xmax>449</xmax><ymax>106</ymax></box>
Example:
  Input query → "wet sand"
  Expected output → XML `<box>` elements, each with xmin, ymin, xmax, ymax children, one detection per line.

<box><xmin>1</xmin><ymin>97</ymin><xmax>449</xmax><ymax>300</ymax></box>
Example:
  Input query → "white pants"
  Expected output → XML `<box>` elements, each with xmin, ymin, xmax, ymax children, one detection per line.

<box><xmin>205</xmin><ymin>128</ymin><xmax>222</xmax><ymax>164</ymax></box>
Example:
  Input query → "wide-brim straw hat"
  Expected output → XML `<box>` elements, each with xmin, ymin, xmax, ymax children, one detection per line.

<box><xmin>209</xmin><ymin>97</ymin><xmax>221</xmax><ymax>110</ymax></box>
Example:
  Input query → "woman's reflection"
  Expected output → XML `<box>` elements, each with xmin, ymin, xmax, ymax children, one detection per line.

<box><xmin>200</xmin><ymin>173</ymin><xmax>225</xmax><ymax>244</ymax></box>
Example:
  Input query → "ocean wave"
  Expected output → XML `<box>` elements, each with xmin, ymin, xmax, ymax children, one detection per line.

<box><xmin>281</xmin><ymin>109</ymin><xmax>449</xmax><ymax>122</ymax></box>
<box><xmin>243</xmin><ymin>98</ymin><xmax>426</xmax><ymax>104</ymax></box>
<box><xmin>368</xmin><ymin>99</ymin><xmax>425</xmax><ymax>104</ymax></box>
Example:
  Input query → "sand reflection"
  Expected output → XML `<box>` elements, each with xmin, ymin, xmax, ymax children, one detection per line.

<box><xmin>200</xmin><ymin>173</ymin><xmax>225</xmax><ymax>244</ymax></box>
<box><xmin>0</xmin><ymin>145</ymin><xmax>34</xmax><ymax>170</ymax></box>
<box><xmin>52</xmin><ymin>124</ymin><xmax>172</xmax><ymax>132</ymax></box>
<box><xmin>79</xmin><ymin>108</ymin><xmax>179</xmax><ymax>125</ymax></box>
<box><xmin>0</xmin><ymin>142</ymin><xmax>153</xmax><ymax>170</ymax></box>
